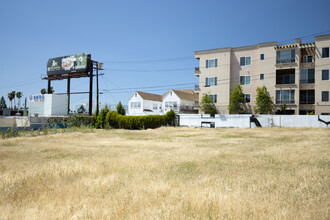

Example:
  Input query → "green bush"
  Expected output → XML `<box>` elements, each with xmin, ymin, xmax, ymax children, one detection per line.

<box><xmin>95</xmin><ymin>107</ymin><xmax>110</xmax><ymax>128</ymax></box>
<box><xmin>66</xmin><ymin>115</ymin><xmax>95</xmax><ymax>127</ymax></box>
<box><xmin>105</xmin><ymin>110</ymin><xmax>176</xmax><ymax>130</ymax></box>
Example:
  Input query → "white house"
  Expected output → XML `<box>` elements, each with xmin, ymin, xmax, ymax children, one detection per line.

<box><xmin>162</xmin><ymin>90</ymin><xmax>198</xmax><ymax>114</ymax></box>
<box><xmin>127</xmin><ymin>91</ymin><xmax>163</xmax><ymax>116</ymax></box>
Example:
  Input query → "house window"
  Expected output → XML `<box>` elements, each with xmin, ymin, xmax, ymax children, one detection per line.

<box><xmin>165</xmin><ymin>101</ymin><xmax>177</xmax><ymax>108</ymax></box>
<box><xmin>208</xmin><ymin>94</ymin><xmax>217</xmax><ymax>103</ymax></box>
<box><xmin>276</xmin><ymin>49</ymin><xmax>295</xmax><ymax>63</ymax></box>
<box><xmin>300</xmin><ymin>90</ymin><xmax>315</xmax><ymax>104</ymax></box>
<box><xmin>322</xmin><ymin>47</ymin><xmax>329</xmax><ymax>58</ymax></box>
<box><xmin>240</xmin><ymin>56</ymin><xmax>251</xmax><ymax>66</ymax></box>
<box><xmin>303</xmin><ymin>55</ymin><xmax>313</xmax><ymax>63</ymax></box>
<box><xmin>131</xmin><ymin>102</ymin><xmax>141</xmax><ymax>108</ymax></box>
<box><xmin>260</xmin><ymin>74</ymin><xmax>264</xmax><ymax>80</ymax></box>
<box><xmin>322</xmin><ymin>91</ymin><xmax>329</xmax><ymax>102</ymax></box>
<box><xmin>244</xmin><ymin>94</ymin><xmax>251</xmax><ymax>103</ymax></box>
<box><xmin>260</xmin><ymin>54</ymin><xmax>264</xmax><ymax>60</ymax></box>
<box><xmin>322</xmin><ymin>70</ymin><xmax>329</xmax><ymax>80</ymax></box>
<box><xmin>205</xmin><ymin>77</ymin><xmax>217</xmax><ymax>87</ymax></box>
<box><xmin>135</xmin><ymin>93</ymin><xmax>137</xmax><ymax>97</ymax></box>
<box><xmin>153</xmin><ymin>104</ymin><xmax>158</xmax><ymax>110</ymax></box>
<box><xmin>206</xmin><ymin>59</ymin><xmax>218</xmax><ymax>68</ymax></box>
<box><xmin>240</xmin><ymin>75</ymin><xmax>251</xmax><ymax>85</ymax></box>
<box><xmin>300</xmin><ymin>69</ymin><xmax>315</xmax><ymax>84</ymax></box>
<box><xmin>276</xmin><ymin>90</ymin><xmax>295</xmax><ymax>104</ymax></box>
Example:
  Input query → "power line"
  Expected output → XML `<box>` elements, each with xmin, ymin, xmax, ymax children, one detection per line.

<box><xmin>101</xmin><ymin>56</ymin><xmax>194</xmax><ymax>64</ymax></box>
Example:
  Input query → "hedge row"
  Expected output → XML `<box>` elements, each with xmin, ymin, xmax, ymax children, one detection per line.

<box><xmin>103</xmin><ymin>110</ymin><xmax>176</xmax><ymax>130</ymax></box>
<box><xmin>47</xmin><ymin>115</ymin><xmax>95</xmax><ymax>128</ymax></box>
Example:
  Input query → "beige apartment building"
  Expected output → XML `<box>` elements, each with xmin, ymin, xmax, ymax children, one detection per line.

<box><xmin>194</xmin><ymin>34</ymin><xmax>330</xmax><ymax>115</ymax></box>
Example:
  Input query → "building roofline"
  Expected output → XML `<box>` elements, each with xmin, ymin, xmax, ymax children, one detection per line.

<box><xmin>315</xmin><ymin>34</ymin><xmax>330</xmax><ymax>41</ymax></box>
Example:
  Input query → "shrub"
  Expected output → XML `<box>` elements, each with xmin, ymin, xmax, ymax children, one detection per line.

<box><xmin>105</xmin><ymin>110</ymin><xmax>176</xmax><ymax>130</ymax></box>
<box><xmin>94</xmin><ymin>107</ymin><xmax>110</xmax><ymax>128</ymax></box>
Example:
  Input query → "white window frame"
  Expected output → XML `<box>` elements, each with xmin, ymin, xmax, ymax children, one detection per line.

<box><xmin>303</xmin><ymin>55</ymin><xmax>313</xmax><ymax>63</ymax></box>
<box><xmin>321</xmin><ymin>91</ymin><xmax>330</xmax><ymax>102</ymax></box>
<box><xmin>206</xmin><ymin>59</ymin><xmax>218</xmax><ymax>68</ymax></box>
<box><xmin>205</xmin><ymin>77</ymin><xmax>217</xmax><ymax>87</ymax></box>
<box><xmin>130</xmin><ymin>102</ymin><xmax>141</xmax><ymax>109</ymax></box>
<box><xmin>240</xmin><ymin>56</ymin><xmax>252</xmax><ymax>66</ymax></box>
<box><xmin>322</xmin><ymin>69</ymin><xmax>330</xmax><ymax>81</ymax></box>
<box><xmin>322</xmin><ymin>47</ymin><xmax>330</xmax><ymax>58</ymax></box>
<box><xmin>240</xmin><ymin>75</ymin><xmax>251</xmax><ymax>85</ymax></box>
<box><xmin>208</xmin><ymin>94</ymin><xmax>217</xmax><ymax>103</ymax></box>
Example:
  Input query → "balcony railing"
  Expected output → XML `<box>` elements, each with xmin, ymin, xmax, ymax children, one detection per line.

<box><xmin>276</xmin><ymin>58</ymin><xmax>295</xmax><ymax>64</ymax></box>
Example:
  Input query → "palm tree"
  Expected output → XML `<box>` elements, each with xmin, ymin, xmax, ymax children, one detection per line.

<box><xmin>7</xmin><ymin>91</ymin><xmax>15</xmax><ymax>109</ymax></box>
<box><xmin>16</xmin><ymin>91</ymin><xmax>23</xmax><ymax>110</ymax></box>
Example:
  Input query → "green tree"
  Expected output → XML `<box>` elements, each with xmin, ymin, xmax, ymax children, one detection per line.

<box><xmin>228</xmin><ymin>84</ymin><xmax>245</xmax><ymax>114</ymax></box>
<box><xmin>116</xmin><ymin>101</ymin><xmax>126</xmax><ymax>115</ymax></box>
<box><xmin>7</xmin><ymin>91</ymin><xmax>15</xmax><ymax>109</ymax></box>
<box><xmin>254</xmin><ymin>86</ymin><xmax>274</xmax><ymax>114</ymax></box>
<box><xmin>199</xmin><ymin>94</ymin><xmax>217</xmax><ymax>114</ymax></box>
<box><xmin>40</xmin><ymin>88</ymin><xmax>47</xmax><ymax>94</ymax></box>
<box><xmin>16</xmin><ymin>91</ymin><xmax>23</xmax><ymax>110</ymax></box>
<box><xmin>0</xmin><ymin>96</ymin><xmax>7</xmax><ymax>109</ymax></box>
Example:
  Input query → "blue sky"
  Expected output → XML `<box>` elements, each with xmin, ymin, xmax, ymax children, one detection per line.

<box><xmin>1</xmin><ymin>0</ymin><xmax>330</xmax><ymax>111</ymax></box>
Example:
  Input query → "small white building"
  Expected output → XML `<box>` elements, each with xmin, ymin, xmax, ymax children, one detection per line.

<box><xmin>162</xmin><ymin>90</ymin><xmax>198</xmax><ymax>114</ymax></box>
<box><xmin>127</xmin><ymin>91</ymin><xmax>163</xmax><ymax>116</ymax></box>
<box><xmin>127</xmin><ymin>89</ymin><xmax>199</xmax><ymax>116</ymax></box>
<box><xmin>28</xmin><ymin>94</ymin><xmax>68</xmax><ymax>117</ymax></box>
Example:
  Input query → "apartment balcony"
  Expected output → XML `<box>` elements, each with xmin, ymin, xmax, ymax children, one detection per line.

<box><xmin>194</xmin><ymin>84</ymin><xmax>200</xmax><ymax>92</ymax></box>
<box><xmin>195</xmin><ymin>67</ymin><xmax>201</xmax><ymax>76</ymax></box>
<box><xmin>275</xmin><ymin>69</ymin><xmax>297</xmax><ymax>88</ymax></box>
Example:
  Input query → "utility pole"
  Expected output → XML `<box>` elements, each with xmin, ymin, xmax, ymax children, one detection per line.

<box><xmin>96</xmin><ymin>62</ymin><xmax>103</xmax><ymax>116</ymax></box>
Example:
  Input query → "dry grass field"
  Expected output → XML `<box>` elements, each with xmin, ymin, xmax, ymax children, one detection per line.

<box><xmin>0</xmin><ymin>127</ymin><xmax>329</xmax><ymax>219</ymax></box>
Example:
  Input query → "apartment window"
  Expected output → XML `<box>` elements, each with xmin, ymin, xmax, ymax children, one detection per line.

<box><xmin>244</xmin><ymin>94</ymin><xmax>251</xmax><ymax>103</ymax></box>
<box><xmin>131</xmin><ymin>102</ymin><xmax>141</xmax><ymax>108</ymax></box>
<box><xmin>260</xmin><ymin>54</ymin><xmax>264</xmax><ymax>60</ymax></box>
<box><xmin>303</xmin><ymin>55</ymin><xmax>313</xmax><ymax>63</ymax></box>
<box><xmin>165</xmin><ymin>101</ymin><xmax>177</xmax><ymax>108</ymax></box>
<box><xmin>322</xmin><ymin>70</ymin><xmax>329</xmax><ymax>80</ymax></box>
<box><xmin>260</xmin><ymin>74</ymin><xmax>264</xmax><ymax>80</ymax></box>
<box><xmin>300</xmin><ymin>90</ymin><xmax>315</xmax><ymax>104</ymax></box>
<box><xmin>240</xmin><ymin>75</ymin><xmax>251</xmax><ymax>85</ymax></box>
<box><xmin>208</xmin><ymin>94</ymin><xmax>217</xmax><ymax>103</ymax></box>
<box><xmin>322</xmin><ymin>91</ymin><xmax>329</xmax><ymax>102</ymax></box>
<box><xmin>240</xmin><ymin>56</ymin><xmax>251</xmax><ymax>66</ymax></box>
<box><xmin>322</xmin><ymin>47</ymin><xmax>329</xmax><ymax>58</ymax></box>
<box><xmin>206</xmin><ymin>59</ymin><xmax>218</xmax><ymax>68</ymax></box>
<box><xmin>300</xmin><ymin>69</ymin><xmax>315</xmax><ymax>84</ymax></box>
<box><xmin>205</xmin><ymin>77</ymin><xmax>217</xmax><ymax>87</ymax></box>
<box><xmin>276</xmin><ymin>49</ymin><xmax>295</xmax><ymax>63</ymax></box>
<box><xmin>276</xmin><ymin>90</ymin><xmax>295</xmax><ymax>104</ymax></box>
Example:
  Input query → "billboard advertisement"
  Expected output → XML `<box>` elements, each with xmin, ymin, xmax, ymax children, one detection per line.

<box><xmin>47</xmin><ymin>53</ymin><xmax>90</xmax><ymax>75</ymax></box>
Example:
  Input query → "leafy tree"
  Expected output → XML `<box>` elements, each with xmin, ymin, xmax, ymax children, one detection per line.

<box><xmin>16</xmin><ymin>91</ymin><xmax>23</xmax><ymax>110</ymax></box>
<box><xmin>7</xmin><ymin>91</ymin><xmax>15</xmax><ymax>109</ymax></box>
<box><xmin>228</xmin><ymin>84</ymin><xmax>245</xmax><ymax>114</ymax></box>
<box><xmin>116</xmin><ymin>101</ymin><xmax>126</xmax><ymax>115</ymax></box>
<box><xmin>254</xmin><ymin>86</ymin><xmax>274</xmax><ymax>114</ymax></box>
<box><xmin>0</xmin><ymin>96</ymin><xmax>7</xmax><ymax>109</ymax></box>
<box><xmin>199</xmin><ymin>94</ymin><xmax>217</xmax><ymax>114</ymax></box>
<box><xmin>40</xmin><ymin>88</ymin><xmax>47</xmax><ymax>94</ymax></box>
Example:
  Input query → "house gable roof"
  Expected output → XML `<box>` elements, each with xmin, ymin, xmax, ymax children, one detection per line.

<box><xmin>136</xmin><ymin>91</ymin><xmax>163</xmax><ymax>102</ymax></box>
<box><xmin>172</xmin><ymin>89</ymin><xmax>199</xmax><ymax>102</ymax></box>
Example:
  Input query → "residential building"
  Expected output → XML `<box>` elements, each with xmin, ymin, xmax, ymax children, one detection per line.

<box><xmin>127</xmin><ymin>91</ymin><xmax>163</xmax><ymax>116</ymax></box>
<box><xmin>194</xmin><ymin>34</ymin><xmax>330</xmax><ymax>115</ymax></box>
<box><xmin>162</xmin><ymin>89</ymin><xmax>198</xmax><ymax>114</ymax></box>
<box><xmin>127</xmin><ymin>89</ymin><xmax>198</xmax><ymax>115</ymax></box>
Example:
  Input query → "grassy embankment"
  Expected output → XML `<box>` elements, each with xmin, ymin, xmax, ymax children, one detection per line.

<box><xmin>0</xmin><ymin>127</ymin><xmax>329</xmax><ymax>219</ymax></box>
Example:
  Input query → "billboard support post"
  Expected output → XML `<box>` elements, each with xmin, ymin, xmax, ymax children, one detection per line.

<box><xmin>89</xmin><ymin>57</ymin><xmax>93</xmax><ymax>116</ymax></box>
<box><xmin>67</xmin><ymin>77</ymin><xmax>71</xmax><ymax>114</ymax></box>
<box><xmin>48</xmin><ymin>80</ymin><xmax>52</xmax><ymax>94</ymax></box>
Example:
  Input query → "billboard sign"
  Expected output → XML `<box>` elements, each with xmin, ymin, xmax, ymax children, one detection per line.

<box><xmin>47</xmin><ymin>53</ymin><xmax>90</xmax><ymax>75</ymax></box>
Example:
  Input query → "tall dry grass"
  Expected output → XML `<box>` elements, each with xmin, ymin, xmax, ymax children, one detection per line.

<box><xmin>0</xmin><ymin>127</ymin><xmax>329</xmax><ymax>219</ymax></box>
